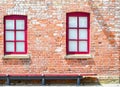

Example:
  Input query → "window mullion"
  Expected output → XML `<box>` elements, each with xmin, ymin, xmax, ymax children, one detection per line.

<box><xmin>87</xmin><ymin>27</ymin><xmax>89</xmax><ymax>53</ymax></box>
<box><xmin>14</xmin><ymin>20</ymin><xmax>16</xmax><ymax>53</ymax></box>
<box><xmin>77</xmin><ymin>17</ymin><xmax>79</xmax><ymax>52</ymax></box>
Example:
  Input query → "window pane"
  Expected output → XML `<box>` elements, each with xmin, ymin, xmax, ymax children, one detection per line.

<box><xmin>6</xmin><ymin>42</ymin><xmax>14</xmax><ymax>52</ymax></box>
<box><xmin>79</xmin><ymin>17</ymin><xmax>87</xmax><ymax>28</ymax></box>
<box><xmin>16</xmin><ymin>31</ymin><xmax>25</xmax><ymax>40</ymax></box>
<box><xmin>16</xmin><ymin>20</ymin><xmax>24</xmax><ymax>30</ymax></box>
<box><xmin>69</xmin><ymin>17</ymin><xmax>77</xmax><ymax>28</ymax></box>
<box><xmin>79</xmin><ymin>41</ymin><xmax>87</xmax><ymax>52</ymax></box>
<box><xmin>69</xmin><ymin>29</ymin><xmax>77</xmax><ymax>39</ymax></box>
<box><xmin>69</xmin><ymin>41</ymin><xmax>77</xmax><ymax>52</ymax></box>
<box><xmin>79</xmin><ymin>29</ymin><xmax>87</xmax><ymax>39</ymax></box>
<box><xmin>16</xmin><ymin>42</ymin><xmax>25</xmax><ymax>52</ymax></box>
<box><xmin>6</xmin><ymin>31</ymin><xmax>14</xmax><ymax>40</ymax></box>
<box><xmin>6</xmin><ymin>20</ymin><xmax>14</xmax><ymax>30</ymax></box>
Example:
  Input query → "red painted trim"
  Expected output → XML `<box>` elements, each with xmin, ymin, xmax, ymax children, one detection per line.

<box><xmin>79</xmin><ymin>73</ymin><xmax>97</xmax><ymax>76</ymax></box>
<box><xmin>0</xmin><ymin>74</ymin><xmax>6</xmax><ymax>76</ymax></box>
<box><xmin>27</xmin><ymin>74</ymin><xmax>43</xmax><ymax>76</ymax></box>
<box><xmin>66</xmin><ymin>12</ymin><xmax>90</xmax><ymax>55</ymax></box>
<box><xmin>9</xmin><ymin>74</ymin><xmax>28</xmax><ymax>77</ymax></box>
<box><xmin>44</xmin><ymin>73</ymin><xmax>79</xmax><ymax>77</ymax></box>
<box><xmin>9</xmin><ymin>74</ymin><xmax>43</xmax><ymax>77</ymax></box>
<box><xmin>0</xmin><ymin>73</ymin><xmax>97</xmax><ymax>77</ymax></box>
<box><xmin>4</xmin><ymin>15</ymin><xmax>27</xmax><ymax>55</ymax></box>
<box><xmin>44</xmin><ymin>73</ymin><xmax>96</xmax><ymax>77</ymax></box>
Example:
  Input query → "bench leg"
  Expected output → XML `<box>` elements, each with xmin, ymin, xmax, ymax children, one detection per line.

<box><xmin>77</xmin><ymin>76</ymin><xmax>82</xmax><ymax>85</ymax></box>
<box><xmin>6</xmin><ymin>76</ymin><xmax>10</xmax><ymax>85</ymax></box>
<box><xmin>42</xmin><ymin>77</ymin><xmax>45</xmax><ymax>85</ymax></box>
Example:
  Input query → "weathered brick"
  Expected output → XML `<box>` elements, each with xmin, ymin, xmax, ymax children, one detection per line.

<box><xmin>0</xmin><ymin>0</ymin><xmax>119</xmax><ymax>80</ymax></box>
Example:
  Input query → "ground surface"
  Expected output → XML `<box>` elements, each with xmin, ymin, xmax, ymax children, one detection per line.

<box><xmin>1</xmin><ymin>84</ymin><xmax>120</xmax><ymax>87</ymax></box>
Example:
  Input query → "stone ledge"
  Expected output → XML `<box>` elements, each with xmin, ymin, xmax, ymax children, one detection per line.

<box><xmin>2</xmin><ymin>54</ymin><xmax>30</xmax><ymax>59</ymax></box>
<box><xmin>65</xmin><ymin>54</ymin><xmax>93</xmax><ymax>59</ymax></box>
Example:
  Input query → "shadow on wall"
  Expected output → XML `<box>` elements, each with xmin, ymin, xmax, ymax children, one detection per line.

<box><xmin>81</xmin><ymin>77</ymin><xmax>101</xmax><ymax>86</ymax></box>
<box><xmin>88</xmin><ymin>0</ymin><xmax>117</xmax><ymax>46</ymax></box>
<box><xmin>119</xmin><ymin>75</ymin><xmax>120</xmax><ymax>84</ymax></box>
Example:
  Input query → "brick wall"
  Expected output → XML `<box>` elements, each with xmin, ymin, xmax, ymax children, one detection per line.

<box><xmin>0</xmin><ymin>0</ymin><xmax>119</xmax><ymax>77</ymax></box>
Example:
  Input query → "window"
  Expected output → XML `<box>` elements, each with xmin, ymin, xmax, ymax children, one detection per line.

<box><xmin>66</xmin><ymin>12</ymin><xmax>90</xmax><ymax>55</ymax></box>
<box><xmin>4</xmin><ymin>15</ymin><xmax>27</xmax><ymax>54</ymax></box>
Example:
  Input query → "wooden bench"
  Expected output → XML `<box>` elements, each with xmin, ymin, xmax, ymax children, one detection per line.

<box><xmin>6</xmin><ymin>74</ymin><xmax>44</xmax><ymax>85</ymax></box>
<box><xmin>0</xmin><ymin>74</ymin><xmax>6</xmax><ymax>80</ymax></box>
<box><xmin>44</xmin><ymin>73</ymin><xmax>96</xmax><ymax>85</ymax></box>
<box><xmin>0</xmin><ymin>73</ymin><xmax>97</xmax><ymax>85</ymax></box>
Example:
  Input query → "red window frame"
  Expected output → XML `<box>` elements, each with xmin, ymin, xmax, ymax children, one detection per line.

<box><xmin>66</xmin><ymin>12</ymin><xmax>90</xmax><ymax>54</ymax></box>
<box><xmin>4</xmin><ymin>15</ymin><xmax>27</xmax><ymax>54</ymax></box>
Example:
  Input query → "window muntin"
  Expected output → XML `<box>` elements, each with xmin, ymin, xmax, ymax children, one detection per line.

<box><xmin>66</xmin><ymin>12</ymin><xmax>90</xmax><ymax>54</ymax></box>
<box><xmin>4</xmin><ymin>15</ymin><xmax>27</xmax><ymax>54</ymax></box>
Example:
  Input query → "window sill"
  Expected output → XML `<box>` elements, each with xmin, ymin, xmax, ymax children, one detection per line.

<box><xmin>65</xmin><ymin>54</ymin><xmax>93</xmax><ymax>59</ymax></box>
<box><xmin>3</xmin><ymin>54</ymin><xmax>30</xmax><ymax>59</ymax></box>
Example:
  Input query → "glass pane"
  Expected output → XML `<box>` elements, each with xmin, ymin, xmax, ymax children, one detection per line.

<box><xmin>16</xmin><ymin>31</ymin><xmax>25</xmax><ymax>40</ymax></box>
<box><xmin>79</xmin><ymin>41</ymin><xmax>87</xmax><ymax>52</ymax></box>
<box><xmin>79</xmin><ymin>17</ymin><xmax>87</xmax><ymax>28</ymax></box>
<box><xmin>16</xmin><ymin>20</ymin><xmax>24</xmax><ymax>30</ymax></box>
<box><xmin>6</xmin><ymin>31</ymin><xmax>14</xmax><ymax>40</ymax></box>
<box><xmin>69</xmin><ymin>29</ymin><xmax>77</xmax><ymax>39</ymax></box>
<box><xmin>16</xmin><ymin>42</ymin><xmax>25</xmax><ymax>52</ymax></box>
<box><xmin>79</xmin><ymin>29</ymin><xmax>87</xmax><ymax>39</ymax></box>
<box><xmin>6</xmin><ymin>20</ymin><xmax>14</xmax><ymax>30</ymax></box>
<box><xmin>69</xmin><ymin>17</ymin><xmax>77</xmax><ymax>28</ymax></box>
<box><xmin>6</xmin><ymin>42</ymin><xmax>14</xmax><ymax>52</ymax></box>
<box><xmin>69</xmin><ymin>41</ymin><xmax>77</xmax><ymax>52</ymax></box>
